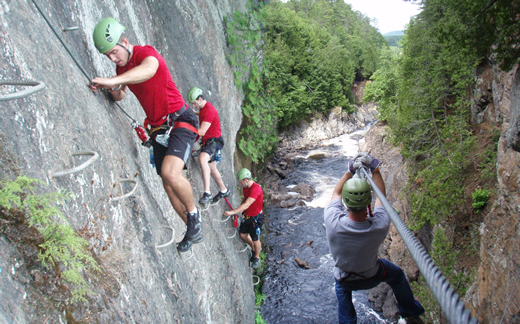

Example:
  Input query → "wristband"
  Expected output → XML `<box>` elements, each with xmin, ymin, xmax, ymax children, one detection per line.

<box><xmin>110</xmin><ymin>84</ymin><xmax>122</xmax><ymax>91</ymax></box>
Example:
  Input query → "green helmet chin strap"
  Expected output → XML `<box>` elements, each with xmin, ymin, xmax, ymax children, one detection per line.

<box><xmin>117</xmin><ymin>42</ymin><xmax>132</xmax><ymax>55</ymax></box>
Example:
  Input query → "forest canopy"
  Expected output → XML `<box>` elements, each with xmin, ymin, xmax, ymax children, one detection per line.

<box><xmin>227</xmin><ymin>0</ymin><xmax>389</xmax><ymax>161</ymax></box>
<box><xmin>264</xmin><ymin>0</ymin><xmax>387</xmax><ymax>127</ymax></box>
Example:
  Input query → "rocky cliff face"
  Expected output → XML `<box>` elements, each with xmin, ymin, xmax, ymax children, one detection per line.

<box><xmin>0</xmin><ymin>0</ymin><xmax>253</xmax><ymax>322</ymax></box>
<box><xmin>466</xmin><ymin>64</ymin><xmax>520</xmax><ymax>323</ymax></box>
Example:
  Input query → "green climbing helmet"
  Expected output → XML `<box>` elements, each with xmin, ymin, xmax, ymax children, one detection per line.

<box><xmin>237</xmin><ymin>168</ymin><xmax>252</xmax><ymax>181</ymax></box>
<box><xmin>93</xmin><ymin>17</ymin><xmax>126</xmax><ymax>54</ymax></box>
<box><xmin>342</xmin><ymin>178</ymin><xmax>372</xmax><ymax>208</ymax></box>
<box><xmin>188</xmin><ymin>87</ymin><xmax>203</xmax><ymax>103</ymax></box>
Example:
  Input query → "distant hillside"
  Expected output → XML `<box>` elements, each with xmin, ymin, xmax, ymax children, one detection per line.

<box><xmin>384</xmin><ymin>31</ymin><xmax>403</xmax><ymax>47</ymax></box>
<box><xmin>384</xmin><ymin>30</ymin><xmax>404</xmax><ymax>36</ymax></box>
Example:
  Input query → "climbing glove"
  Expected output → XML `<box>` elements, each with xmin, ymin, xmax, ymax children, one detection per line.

<box><xmin>348</xmin><ymin>152</ymin><xmax>380</xmax><ymax>174</ymax></box>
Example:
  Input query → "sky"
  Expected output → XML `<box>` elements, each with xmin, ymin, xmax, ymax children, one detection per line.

<box><xmin>345</xmin><ymin>0</ymin><xmax>422</xmax><ymax>35</ymax></box>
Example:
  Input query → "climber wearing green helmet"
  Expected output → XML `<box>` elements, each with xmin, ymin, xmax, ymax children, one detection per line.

<box><xmin>89</xmin><ymin>18</ymin><xmax>202</xmax><ymax>253</ymax></box>
<box><xmin>324</xmin><ymin>152</ymin><xmax>424</xmax><ymax>323</ymax></box>
<box><xmin>187</xmin><ymin>87</ymin><xmax>230</xmax><ymax>206</ymax></box>
<box><xmin>223</xmin><ymin>168</ymin><xmax>264</xmax><ymax>269</ymax></box>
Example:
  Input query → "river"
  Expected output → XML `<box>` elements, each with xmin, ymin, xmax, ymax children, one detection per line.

<box><xmin>260</xmin><ymin>126</ymin><xmax>388</xmax><ymax>324</ymax></box>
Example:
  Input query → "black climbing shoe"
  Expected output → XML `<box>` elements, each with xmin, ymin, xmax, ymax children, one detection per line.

<box><xmin>199</xmin><ymin>192</ymin><xmax>212</xmax><ymax>205</ymax></box>
<box><xmin>186</xmin><ymin>209</ymin><xmax>202</xmax><ymax>242</ymax></box>
<box><xmin>251</xmin><ymin>257</ymin><xmax>260</xmax><ymax>269</ymax></box>
<box><xmin>212</xmin><ymin>189</ymin><xmax>231</xmax><ymax>203</ymax></box>
<box><xmin>177</xmin><ymin>234</ymin><xmax>192</xmax><ymax>253</ymax></box>
<box><xmin>176</xmin><ymin>232</ymin><xmax>203</xmax><ymax>253</ymax></box>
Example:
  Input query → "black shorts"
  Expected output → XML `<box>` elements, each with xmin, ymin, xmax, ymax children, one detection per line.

<box><xmin>152</xmin><ymin>107</ymin><xmax>198</xmax><ymax>175</ymax></box>
<box><xmin>239</xmin><ymin>217</ymin><xmax>259</xmax><ymax>241</ymax></box>
<box><xmin>201</xmin><ymin>137</ymin><xmax>224</xmax><ymax>163</ymax></box>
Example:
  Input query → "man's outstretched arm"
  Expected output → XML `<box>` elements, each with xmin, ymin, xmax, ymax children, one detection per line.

<box><xmin>331</xmin><ymin>171</ymin><xmax>353</xmax><ymax>202</ymax></box>
<box><xmin>90</xmin><ymin>56</ymin><xmax>159</xmax><ymax>97</ymax></box>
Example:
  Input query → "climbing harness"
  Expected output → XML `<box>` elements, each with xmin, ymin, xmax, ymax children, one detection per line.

<box><xmin>145</xmin><ymin>107</ymin><xmax>199</xmax><ymax>149</ymax></box>
<box><xmin>0</xmin><ymin>81</ymin><xmax>46</xmax><ymax>101</ymax></box>
<box><xmin>359</xmin><ymin>168</ymin><xmax>477</xmax><ymax>324</ymax></box>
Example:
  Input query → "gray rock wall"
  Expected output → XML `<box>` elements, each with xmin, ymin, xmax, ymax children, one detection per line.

<box><xmin>466</xmin><ymin>65</ymin><xmax>520</xmax><ymax>323</ymax></box>
<box><xmin>0</xmin><ymin>0</ymin><xmax>253</xmax><ymax>322</ymax></box>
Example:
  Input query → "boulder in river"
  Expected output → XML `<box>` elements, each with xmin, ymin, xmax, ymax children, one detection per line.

<box><xmin>294</xmin><ymin>257</ymin><xmax>312</xmax><ymax>269</ymax></box>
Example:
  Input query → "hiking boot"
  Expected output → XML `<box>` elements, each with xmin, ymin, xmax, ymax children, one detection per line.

<box><xmin>177</xmin><ymin>234</ymin><xmax>192</xmax><ymax>253</ymax></box>
<box><xmin>212</xmin><ymin>189</ymin><xmax>231</xmax><ymax>203</ymax></box>
<box><xmin>176</xmin><ymin>232</ymin><xmax>203</xmax><ymax>253</ymax></box>
<box><xmin>186</xmin><ymin>209</ymin><xmax>202</xmax><ymax>242</ymax></box>
<box><xmin>199</xmin><ymin>192</ymin><xmax>212</xmax><ymax>205</ymax></box>
<box><xmin>251</xmin><ymin>257</ymin><xmax>260</xmax><ymax>269</ymax></box>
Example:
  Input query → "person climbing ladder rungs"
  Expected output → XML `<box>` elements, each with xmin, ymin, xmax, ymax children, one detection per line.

<box><xmin>187</xmin><ymin>87</ymin><xmax>230</xmax><ymax>209</ymax></box>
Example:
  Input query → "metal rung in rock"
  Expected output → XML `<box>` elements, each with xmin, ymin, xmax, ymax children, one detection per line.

<box><xmin>0</xmin><ymin>81</ymin><xmax>45</xmax><ymax>101</ymax></box>
<box><xmin>111</xmin><ymin>179</ymin><xmax>138</xmax><ymax>202</ymax></box>
<box><xmin>50</xmin><ymin>151</ymin><xmax>99</xmax><ymax>178</ymax></box>
<box><xmin>155</xmin><ymin>226</ymin><xmax>175</xmax><ymax>248</ymax></box>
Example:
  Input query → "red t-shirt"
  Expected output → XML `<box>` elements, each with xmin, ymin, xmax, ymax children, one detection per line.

<box><xmin>116</xmin><ymin>45</ymin><xmax>185</xmax><ymax>127</ymax></box>
<box><xmin>199</xmin><ymin>101</ymin><xmax>222</xmax><ymax>143</ymax></box>
<box><xmin>243</xmin><ymin>182</ymin><xmax>263</xmax><ymax>217</ymax></box>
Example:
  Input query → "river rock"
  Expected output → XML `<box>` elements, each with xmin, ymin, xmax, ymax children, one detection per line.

<box><xmin>294</xmin><ymin>257</ymin><xmax>312</xmax><ymax>269</ymax></box>
<box><xmin>288</xmin><ymin>182</ymin><xmax>316</xmax><ymax>201</ymax></box>
<box><xmin>280</xmin><ymin>199</ymin><xmax>298</xmax><ymax>208</ymax></box>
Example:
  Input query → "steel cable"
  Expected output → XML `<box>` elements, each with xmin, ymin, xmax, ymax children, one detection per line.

<box><xmin>360</xmin><ymin>167</ymin><xmax>478</xmax><ymax>324</ymax></box>
<box><xmin>30</xmin><ymin>0</ymin><xmax>137</xmax><ymax>123</ymax></box>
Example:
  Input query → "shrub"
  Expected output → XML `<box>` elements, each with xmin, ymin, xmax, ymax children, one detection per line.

<box><xmin>0</xmin><ymin>176</ymin><xmax>99</xmax><ymax>303</ymax></box>
<box><xmin>472</xmin><ymin>188</ymin><xmax>491</xmax><ymax>210</ymax></box>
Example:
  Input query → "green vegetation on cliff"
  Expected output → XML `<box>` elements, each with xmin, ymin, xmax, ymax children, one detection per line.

<box><xmin>0</xmin><ymin>176</ymin><xmax>99</xmax><ymax>303</ymax></box>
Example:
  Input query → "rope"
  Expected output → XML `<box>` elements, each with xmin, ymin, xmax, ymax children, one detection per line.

<box><xmin>359</xmin><ymin>168</ymin><xmax>477</xmax><ymax>324</ymax></box>
<box><xmin>30</xmin><ymin>0</ymin><xmax>137</xmax><ymax>123</ymax></box>
<box><xmin>0</xmin><ymin>81</ymin><xmax>46</xmax><ymax>101</ymax></box>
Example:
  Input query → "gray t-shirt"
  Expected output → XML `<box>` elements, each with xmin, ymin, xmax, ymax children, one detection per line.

<box><xmin>324</xmin><ymin>198</ymin><xmax>390</xmax><ymax>281</ymax></box>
